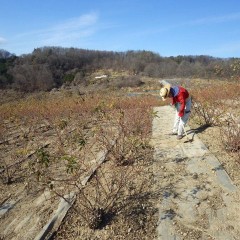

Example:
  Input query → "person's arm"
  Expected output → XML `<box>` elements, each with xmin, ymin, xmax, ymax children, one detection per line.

<box><xmin>178</xmin><ymin>94</ymin><xmax>186</xmax><ymax>117</ymax></box>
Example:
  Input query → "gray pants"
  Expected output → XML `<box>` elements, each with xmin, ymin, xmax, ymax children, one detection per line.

<box><xmin>173</xmin><ymin>98</ymin><xmax>192</xmax><ymax>136</ymax></box>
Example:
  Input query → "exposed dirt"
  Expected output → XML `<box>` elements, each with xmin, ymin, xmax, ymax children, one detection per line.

<box><xmin>0</xmin><ymin>117</ymin><xmax>159</xmax><ymax>240</ymax></box>
<box><xmin>1</xmin><ymin>123</ymin><xmax>238</xmax><ymax>240</ymax></box>
<box><xmin>0</xmin><ymin>85</ymin><xmax>239</xmax><ymax>240</ymax></box>
<box><xmin>189</xmin><ymin>122</ymin><xmax>240</xmax><ymax>188</ymax></box>
<box><xmin>52</xmin><ymin>148</ymin><xmax>159</xmax><ymax>240</ymax></box>
<box><xmin>0</xmin><ymin>89</ymin><xmax>160</xmax><ymax>240</ymax></box>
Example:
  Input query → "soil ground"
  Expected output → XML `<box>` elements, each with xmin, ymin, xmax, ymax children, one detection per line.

<box><xmin>0</xmin><ymin>82</ymin><xmax>239</xmax><ymax>240</ymax></box>
<box><xmin>189</xmin><ymin>123</ymin><xmax>240</xmax><ymax>188</ymax></box>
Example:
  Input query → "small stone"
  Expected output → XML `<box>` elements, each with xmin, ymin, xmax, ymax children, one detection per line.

<box><xmin>192</xmin><ymin>173</ymin><xmax>198</xmax><ymax>179</ymax></box>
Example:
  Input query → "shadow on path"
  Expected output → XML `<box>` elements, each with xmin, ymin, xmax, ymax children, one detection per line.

<box><xmin>188</xmin><ymin>124</ymin><xmax>211</xmax><ymax>134</ymax></box>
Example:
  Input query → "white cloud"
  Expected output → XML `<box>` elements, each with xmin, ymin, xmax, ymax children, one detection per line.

<box><xmin>0</xmin><ymin>37</ymin><xmax>7</xmax><ymax>44</ymax></box>
<box><xmin>140</xmin><ymin>12</ymin><xmax>240</xmax><ymax>36</ymax></box>
<box><xmin>162</xmin><ymin>12</ymin><xmax>240</xmax><ymax>31</ymax></box>
<box><xmin>14</xmin><ymin>12</ymin><xmax>99</xmax><ymax>47</ymax></box>
<box><xmin>187</xmin><ymin>12</ymin><xmax>240</xmax><ymax>26</ymax></box>
<box><xmin>41</xmin><ymin>13</ymin><xmax>98</xmax><ymax>45</ymax></box>
<box><xmin>1</xmin><ymin>12</ymin><xmax>100</xmax><ymax>55</ymax></box>
<box><xmin>54</xmin><ymin>13</ymin><xmax>98</xmax><ymax>31</ymax></box>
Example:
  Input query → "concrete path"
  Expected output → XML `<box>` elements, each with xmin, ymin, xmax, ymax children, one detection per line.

<box><xmin>152</xmin><ymin>106</ymin><xmax>240</xmax><ymax>240</ymax></box>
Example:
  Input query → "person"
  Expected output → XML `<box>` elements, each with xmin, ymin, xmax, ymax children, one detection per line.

<box><xmin>159</xmin><ymin>84</ymin><xmax>191</xmax><ymax>139</ymax></box>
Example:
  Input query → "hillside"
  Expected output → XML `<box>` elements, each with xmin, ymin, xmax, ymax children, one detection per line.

<box><xmin>0</xmin><ymin>47</ymin><xmax>240</xmax><ymax>92</ymax></box>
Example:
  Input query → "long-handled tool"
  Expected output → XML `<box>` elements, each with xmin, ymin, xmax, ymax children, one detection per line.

<box><xmin>180</xmin><ymin>120</ymin><xmax>193</xmax><ymax>143</ymax></box>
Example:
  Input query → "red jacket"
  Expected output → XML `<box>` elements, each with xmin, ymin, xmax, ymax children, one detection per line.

<box><xmin>171</xmin><ymin>86</ymin><xmax>189</xmax><ymax>117</ymax></box>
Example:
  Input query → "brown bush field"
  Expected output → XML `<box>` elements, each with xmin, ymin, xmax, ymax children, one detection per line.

<box><xmin>0</xmin><ymin>76</ymin><xmax>239</xmax><ymax>239</ymax></box>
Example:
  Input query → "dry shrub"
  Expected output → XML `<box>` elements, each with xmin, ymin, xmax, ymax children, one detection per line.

<box><xmin>74</xmin><ymin>162</ymin><xmax>141</xmax><ymax>229</ymax></box>
<box><xmin>0</xmin><ymin>92</ymin><xmax>157</xmax><ymax>124</ymax></box>
<box><xmin>191</xmin><ymin>97</ymin><xmax>224</xmax><ymax>126</ymax></box>
<box><xmin>16</xmin><ymin>94</ymin><xmax>154</xmax><ymax>230</ymax></box>
<box><xmin>191</xmin><ymin>81</ymin><xmax>240</xmax><ymax>163</ymax></box>
<box><xmin>93</xmin><ymin>100</ymin><xmax>153</xmax><ymax>166</ymax></box>
<box><xmin>220</xmin><ymin>115</ymin><xmax>240</xmax><ymax>162</ymax></box>
<box><xmin>1</xmin><ymin>90</ymin><xmax>156</xmax><ymax>231</ymax></box>
<box><xmin>0</xmin><ymin>93</ymin><xmax>156</xmax><ymax>186</ymax></box>
<box><xmin>191</xmin><ymin>82</ymin><xmax>240</xmax><ymax>126</ymax></box>
<box><xmin>0</xmin><ymin>154</ymin><xmax>24</xmax><ymax>184</ymax></box>
<box><xmin>29</xmin><ymin>129</ymin><xmax>142</xmax><ymax>229</ymax></box>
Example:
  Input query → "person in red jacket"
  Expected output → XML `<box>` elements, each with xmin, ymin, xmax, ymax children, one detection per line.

<box><xmin>160</xmin><ymin>84</ymin><xmax>191</xmax><ymax>139</ymax></box>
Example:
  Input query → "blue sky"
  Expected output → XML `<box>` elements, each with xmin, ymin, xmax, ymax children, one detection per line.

<box><xmin>1</xmin><ymin>0</ymin><xmax>240</xmax><ymax>58</ymax></box>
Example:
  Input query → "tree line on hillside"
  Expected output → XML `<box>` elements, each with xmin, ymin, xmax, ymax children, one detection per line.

<box><xmin>0</xmin><ymin>47</ymin><xmax>239</xmax><ymax>92</ymax></box>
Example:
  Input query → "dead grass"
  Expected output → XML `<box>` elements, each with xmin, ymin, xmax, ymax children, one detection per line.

<box><xmin>0</xmin><ymin>78</ymin><xmax>239</xmax><ymax>239</ymax></box>
<box><xmin>0</xmin><ymin>89</ymin><xmax>159</xmax><ymax>240</ymax></box>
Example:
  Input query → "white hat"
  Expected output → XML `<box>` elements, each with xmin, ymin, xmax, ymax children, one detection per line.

<box><xmin>159</xmin><ymin>84</ymin><xmax>171</xmax><ymax>101</ymax></box>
